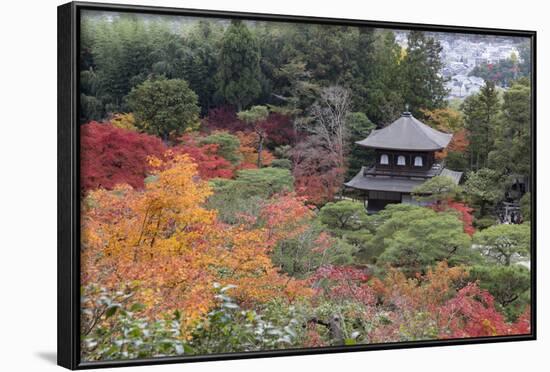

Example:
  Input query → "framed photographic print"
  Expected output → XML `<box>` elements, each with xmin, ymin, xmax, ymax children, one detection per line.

<box><xmin>58</xmin><ymin>1</ymin><xmax>536</xmax><ymax>369</ymax></box>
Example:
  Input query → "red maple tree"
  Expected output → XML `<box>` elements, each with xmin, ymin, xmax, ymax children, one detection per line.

<box><xmin>80</xmin><ymin>122</ymin><xmax>166</xmax><ymax>192</ymax></box>
<box><xmin>175</xmin><ymin>134</ymin><xmax>234</xmax><ymax>179</ymax></box>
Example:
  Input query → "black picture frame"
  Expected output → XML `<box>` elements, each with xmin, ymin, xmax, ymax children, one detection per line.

<box><xmin>58</xmin><ymin>1</ymin><xmax>537</xmax><ymax>369</ymax></box>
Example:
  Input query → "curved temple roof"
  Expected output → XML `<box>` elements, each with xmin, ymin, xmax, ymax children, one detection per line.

<box><xmin>356</xmin><ymin>112</ymin><xmax>453</xmax><ymax>151</ymax></box>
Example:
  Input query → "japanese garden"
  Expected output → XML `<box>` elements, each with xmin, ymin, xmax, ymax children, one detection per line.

<box><xmin>79</xmin><ymin>11</ymin><xmax>532</xmax><ymax>361</ymax></box>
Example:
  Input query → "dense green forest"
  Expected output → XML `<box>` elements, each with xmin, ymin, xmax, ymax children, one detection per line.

<box><xmin>80</xmin><ymin>14</ymin><xmax>450</xmax><ymax>124</ymax></box>
<box><xmin>79</xmin><ymin>12</ymin><xmax>532</xmax><ymax>361</ymax></box>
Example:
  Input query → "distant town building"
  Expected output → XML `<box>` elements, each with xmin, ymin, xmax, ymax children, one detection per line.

<box><xmin>344</xmin><ymin>112</ymin><xmax>462</xmax><ymax>213</ymax></box>
<box><xmin>394</xmin><ymin>30</ymin><xmax>521</xmax><ymax>100</ymax></box>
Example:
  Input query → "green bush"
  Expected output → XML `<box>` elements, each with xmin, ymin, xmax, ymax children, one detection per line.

<box><xmin>272</xmin><ymin>225</ymin><xmax>358</xmax><ymax>278</ymax></box>
<box><xmin>468</xmin><ymin>264</ymin><xmax>530</xmax><ymax>321</ymax></box>
<box><xmin>81</xmin><ymin>285</ymin><xmax>186</xmax><ymax>361</ymax></box>
<box><xmin>81</xmin><ymin>283</ymin><xmax>304</xmax><ymax>359</ymax></box>
<box><xmin>189</xmin><ymin>284</ymin><xmax>301</xmax><ymax>353</ymax></box>
<box><xmin>473</xmin><ymin>216</ymin><xmax>497</xmax><ymax>230</ymax></box>
<box><xmin>207</xmin><ymin>167</ymin><xmax>294</xmax><ymax>224</ymax></box>
<box><xmin>520</xmin><ymin>192</ymin><xmax>531</xmax><ymax>221</ymax></box>
<box><xmin>271</xmin><ymin>158</ymin><xmax>293</xmax><ymax>169</ymax></box>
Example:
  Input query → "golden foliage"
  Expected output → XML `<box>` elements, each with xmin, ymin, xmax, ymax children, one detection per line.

<box><xmin>421</xmin><ymin>108</ymin><xmax>464</xmax><ymax>133</ymax></box>
<box><xmin>371</xmin><ymin>261</ymin><xmax>469</xmax><ymax>310</ymax></box>
<box><xmin>235</xmin><ymin>131</ymin><xmax>275</xmax><ymax>167</ymax></box>
<box><xmin>110</xmin><ymin>113</ymin><xmax>138</xmax><ymax>131</ymax></box>
<box><xmin>81</xmin><ymin>153</ymin><xmax>311</xmax><ymax>329</ymax></box>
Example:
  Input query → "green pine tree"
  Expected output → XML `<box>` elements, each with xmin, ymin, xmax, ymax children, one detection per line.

<box><xmin>401</xmin><ymin>31</ymin><xmax>448</xmax><ymax>117</ymax></box>
<box><xmin>216</xmin><ymin>20</ymin><xmax>262</xmax><ymax>111</ymax></box>
<box><xmin>462</xmin><ymin>81</ymin><xmax>500</xmax><ymax>170</ymax></box>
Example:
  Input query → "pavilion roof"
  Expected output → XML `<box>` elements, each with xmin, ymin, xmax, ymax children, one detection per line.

<box><xmin>344</xmin><ymin>166</ymin><xmax>463</xmax><ymax>193</ymax></box>
<box><xmin>356</xmin><ymin>112</ymin><xmax>453</xmax><ymax>151</ymax></box>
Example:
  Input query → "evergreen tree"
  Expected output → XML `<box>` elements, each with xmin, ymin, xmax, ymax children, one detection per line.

<box><xmin>489</xmin><ymin>79</ymin><xmax>531</xmax><ymax>189</ymax></box>
<box><xmin>179</xmin><ymin>21</ymin><xmax>223</xmax><ymax>113</ymax></box>
<box><xmin>462</xmin><ymin>81</ymin><xmax>500</xmax><ymax>170</ymax></box>
<box><xmin>318</xmin><ymin>200</ymin><xmax>370</xmax><ymax>232</ymax></box>
<box><xmin>464</xmin><ymin>168</ymin><xmax>505</xmax><ymax>216</ymax></box>
<box><xmin>412</xmin><ymin>176</ymin><xmax>463</xmax><ymax>205</ymax></box>
<box><xmin>401</xmin><ymin>31</ymin><xmax>448</xmax><ymax>117</ymax></box>
<box><xmin>374</xmin><ymin>205</ymin><xmax>476</xmax><ymax>274</ymax></box>
<box><xmin>127</xmin><ymin>78</ymin><xmax>200</xmax><ymax>141</ymax></box>
<box><xmin>237</xmin><ymin>106</ymin><xmax>270</xmax><ymax>168</ymax></box>
<box><xmin>363</xmin><ymin>30</ymin><xmax>405</xmax><ymax>125</ymax></box>
<box><xmin>216</xmin><ymin>20</ymin><xmax>262</xmax><ymax>111</ymax></box>
<box><xmin>473</xmin><ymin>224</ymin><xmax>530</xmax><ymax>266</ymax></box>
<box><xmin>345</xmin><ymin>112</ymin><xmax>376</xmax><ymax>178</ymax></box>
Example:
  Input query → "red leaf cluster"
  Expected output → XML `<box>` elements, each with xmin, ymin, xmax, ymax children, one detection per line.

<box><xmin>175</xmin><ymin>134</ymin><xmax>234</xmax><ymax>179</ymax></box>
<box><xmin>202</xmin><ymin>106</ymin><xmax>248</xmax><ymax>132</ymax></box>
<box><xmin>203</xmin><ymin>106</ymin><xmax>297</xmax><ymax>146</ymax></box>
<box><xmin>438</xmin><ymin>283</ymin><xmax>518</xmax><ymax>338</ymax></box>
<box><xmin>260</xmin><ymin>112</ymin><xmax>298</xmax><ymax>146</ymax></box>
<box><xmin>310</xmin><ymin>265</ymin><xmax>375</xmax><ymax>306</ymax></box>
<box><xmin>431</xmin><ymin>199</ymin><xmax>475</xmax><ymax>236</ymax></box>
<box><xmin>80</xmin><ymin>122</ymin><xmax>166</xmax><ymax>192</ymax></box>
<box><xmin>447</xmin><ymin>128</ymin><xmax>469</xmax><ymax>153</ymax></box>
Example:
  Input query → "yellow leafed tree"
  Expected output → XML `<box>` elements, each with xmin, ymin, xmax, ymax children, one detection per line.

<box><xmin>81</xmin><ymin>153</ymin><xmax>311</xmax><ymax>329</ymax></box>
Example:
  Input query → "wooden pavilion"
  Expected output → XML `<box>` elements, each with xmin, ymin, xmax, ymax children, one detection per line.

<box><xmin>344</xmin><ymin>111</ymin><xmax>462</xmax><ymax>213</ymax></box>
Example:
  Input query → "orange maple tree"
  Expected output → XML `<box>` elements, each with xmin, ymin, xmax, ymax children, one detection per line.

<box><xmin>235</xmin><ymin>131</ymin><xmax>275</xmax><ymax>168</ymax></box>
<box><xmin>81</xmin><ymin>153</ymin><xmax>311</xmax><ymax>328</ymax></box>
<box><xmin>436</xmin><ymin>128</ymin><xmax>470</xmax><ymax>160</ymax></box>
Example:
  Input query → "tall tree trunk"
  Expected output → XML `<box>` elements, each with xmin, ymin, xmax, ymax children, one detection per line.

<box><xmin>257</xmin><ymin>136</ymin><xmax>264</xmax><ymax>168</ymax></box>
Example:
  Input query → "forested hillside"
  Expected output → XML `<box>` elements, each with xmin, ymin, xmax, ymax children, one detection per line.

<box><xmin>79</xmin><ymin>12</ymin><xmax>532</xmax><ymax>361</ymax></box>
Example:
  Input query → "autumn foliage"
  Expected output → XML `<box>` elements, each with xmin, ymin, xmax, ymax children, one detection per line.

<box><xmin>292</xmin><ymin>137</ymin><xmax>344</xmax><ymax>205</ymax></box>
<box><xmin>78</xmin><ymin>18</ymin><xmax>532</xmax><ymax>361</ymax></box>
<box><xmin>204</xmin><ymin>106</ymin><xmax>297</xmax><ymax>147</ymax></box>
<box><xmin>430</xmin><ymin>199</ymin><xmax>476</xmax><ymax>236</ymax></box>
<box><xmin>176</xmin><ymin>134</ymin><xmax>234</xmax><ymax>179</ymax></box>
<box><xmin>80</xmin><ymin>119</ymin><xmax>528</xmax><ymax>353</ymax></box>
<box><xmin>436</xmin><ymin>128</ymin><xmax>470</xmax><ymax>160</ymax></box>
<box><xmin>368</xmin><ymin>262</ymin><xmax>528</xmax><ymax>341</ymax></box>
<box><xmin>235</xmin><ymin>131</ymin><xmax>275</xmax><ymax>168</ymax></box>
<box><xmin>80</xmin><ymin>122</ymin><xmax>166</xmax><ymax>192</ymax></box>
<box><xmin>81</xmin><ymin>154</ymin><xmax>311</xmax><ymax>328</ymax></box>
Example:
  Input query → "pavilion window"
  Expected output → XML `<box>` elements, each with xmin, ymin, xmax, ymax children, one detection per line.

<box><xmin>380</xmin><ymin>154</ymin><xmax>389</xmax><ymax>165</ymax></box>
<box><xmin>414</xmin><ymin>156</ymin><xmax>423</xmax><ymax>167</ymax></box>
<box><xmin>396</xmin><ymin>155</ymin><xmax>406</xmax><ymax>166</ymax></box>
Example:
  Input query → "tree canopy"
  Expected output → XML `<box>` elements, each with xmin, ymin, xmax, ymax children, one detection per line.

<box><xmin>473</xmin><ymin>223</ymin><xmax>531</xmax><ymax>266</ymax></box>
<box><xmin>412</xmin><ymin>176</ymin><xmax>463</xmax><ymax>204</ymax></box>
<box><xmin>374</xmin><ymin>205</ymin><xmax>477</xmax><ymax>273</ymax></box>
<box><xmin>216</xmin><ymin>20</ymin><xmax>262</xmax><ymax>110</ymax></box>
<box><xmin>127</xmin><ymin>78</ymin><xmax>200</xmax><ymax>140</ymax></box>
